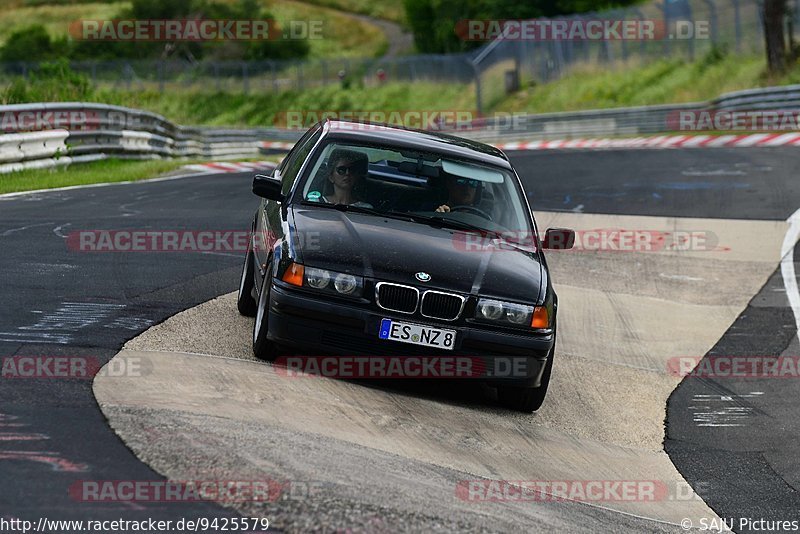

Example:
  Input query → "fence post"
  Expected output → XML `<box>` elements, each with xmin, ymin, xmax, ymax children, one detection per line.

<box><xmin>297</xmin><ymin>62</ymin><xmax>304</xmax><ymax>91</ymax></box>
<box><xmin>702</xmin><ymin>0</ymin><xmax>719</xmax><ymax>43</ymax></box>
<box><xmin>472</xmin><ymin>60</ymin><xmax>483</xmax><ymax>116</ymax></box>
<box><xmin>686</xmin><ymin>2</ymin><xmax>696</xmax><ymax>61</ymax></box>
<box><xmin>660</xmin><ymin>2</ymin><xmax>671</xmax><ymax>56</ymax></box>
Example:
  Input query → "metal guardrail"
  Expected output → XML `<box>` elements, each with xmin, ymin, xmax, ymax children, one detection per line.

<box><xmin>0</xmin><ymin>102</ymin><xmax>298</xmax><ymax>174</ymax></box>
<box><xmin>452</xmin><ymin>84</ymin><xmax>800</xmax><ymax>141</ymax></box>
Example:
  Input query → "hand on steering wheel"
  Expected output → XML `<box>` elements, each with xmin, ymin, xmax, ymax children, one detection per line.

<box><xmin>443</xmin><ymin>204</ymin><xmax>493</xmax><ymax>220</ymax></box>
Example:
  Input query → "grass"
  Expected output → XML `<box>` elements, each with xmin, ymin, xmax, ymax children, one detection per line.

<box><xmin>265</xmin><ymin>0</ymin><xmax>387</xmax><ymax>58</ymax></box>
<box><xmin>0</xmin><ymin>158</ymin><xmax>194</xmax><ymax>194</ymax></box>
<box><xmin>0</xmin><ymin>2</ymin><xmax>127</xmax><ymax>45</ymax></box>
<box><xmin>495</xmin><ymin>52</ymin><xmax>770</xmax><ymax>113</ymax></box>
<box><xmin>93</xmin><ymin>81</ymin><xmax>477</xmax><ymax>126</ymax></box>
<box><xmin>81</xmin><ymin>48</ymin><xmax>796</xmax><ymax>127</ymax></box>
<box><xmin>293</xmin><ymin>0</ymin><xmax>405</xmax><ymax>24</ymax></box>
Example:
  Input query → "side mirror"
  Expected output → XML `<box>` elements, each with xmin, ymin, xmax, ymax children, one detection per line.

<box><xmin>542</xmin><ymin>228</ymin><xmax>575</xmax><ymax>250</ymax></box>
<box><xmin>253</xmin><ymin>173</ymin><xmax>283</xmax><ymax>201</ymax></box>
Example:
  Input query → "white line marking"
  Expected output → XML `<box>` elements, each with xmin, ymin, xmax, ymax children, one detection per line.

<box><xmin>52</xmin><ymin>223</ymin><xmax>71</xmax><ymax>238</ymax></box>
<box><xmin>780</xmin><ymin>208</ymin><xmax>800</xmax><ymax>341</ymax></box>
<box><xmin>200</xmin><ymin>251</ymin><xmax>243</xmax><ymax>258</ymax></box>
<box><xmin>1</xmin><ymin>222</ymin><xmax>55</xmax><ymax>237</ymax></box>
<box><xmin>659</xmin><ymin>273</ymin><xmax>705</xmax><ymax>282</ymax></box>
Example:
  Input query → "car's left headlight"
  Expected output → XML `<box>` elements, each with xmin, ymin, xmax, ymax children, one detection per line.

<box><xmin>475</xmin><ymin>298</ymin><xmax>550</xmax><ymax>330</ymax></box>
<box><xmin>303</xmin><ymin>266</ymin><xmax>364</xmax><ymax>297</ymax></box>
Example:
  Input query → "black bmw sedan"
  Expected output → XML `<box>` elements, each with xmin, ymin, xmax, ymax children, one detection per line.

<box><xmin>237</xmin><ymin>120</ymin><xmax>574</xmax><ymax>412</ymax></box>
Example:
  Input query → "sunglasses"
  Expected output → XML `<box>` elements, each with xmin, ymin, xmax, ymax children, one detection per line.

<box><xmin>455</xmin><ymin>178</ymin><xmax>479</xmax><ymax>187</ymax></box>
<box><xmin>335</xmin><ymin>165</ymin><xmax>363</xmax><ymax>176</ymax></box>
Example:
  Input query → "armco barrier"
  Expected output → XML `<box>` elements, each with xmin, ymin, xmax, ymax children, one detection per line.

<box><xmin>0</xmin><ymin>130</ymin><xmax>68</xmax><ymax>163</ymax></box>
<box><xmin>449</xmin><ymin>84</ymin><xmax>800</xmax><ymax>142</ymax></box>
<box><xmin>0</xmin><ymin>103</ymin><xmax>301</xmax><ymax>174</ymax></box>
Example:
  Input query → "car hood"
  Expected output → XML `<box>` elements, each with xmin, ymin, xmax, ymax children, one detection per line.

<box><xmin>291</xmin><ymin>207</ymin><xmax>544</xmax><ymax>303</ymax></box>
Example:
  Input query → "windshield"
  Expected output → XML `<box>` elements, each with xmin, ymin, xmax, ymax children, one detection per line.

<box><xmin>295</xmin><ymin>141</ymin><xmax>533</xmax><ymax>236</ymax></box>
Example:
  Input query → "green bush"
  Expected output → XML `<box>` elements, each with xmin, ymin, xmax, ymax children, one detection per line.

<box><xmin>0</xmin><ymin>25</ymin><xmax>63</xmax><ymax>62</ymax></box>
<box><xmin>2</xmin><ymin>59</ymin><xmax>93</xmax><ymax>104</ymax></box>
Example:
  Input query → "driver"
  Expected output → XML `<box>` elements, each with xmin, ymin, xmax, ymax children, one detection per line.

<box><xmin>435</xmin><ymin>176</ymin><xmax>480</xmax><ymax>213</ymax></box>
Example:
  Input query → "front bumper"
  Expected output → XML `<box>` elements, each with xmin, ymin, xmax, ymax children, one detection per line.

<box><xmin>266</xmin><ymin>282</ymin><xmax>554</xmax><ymax>387</ymax></box>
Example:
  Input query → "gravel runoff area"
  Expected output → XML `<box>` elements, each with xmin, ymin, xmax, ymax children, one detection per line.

<box><xmin>95</xmin><ymin>211</ymin><xmax>789</xmax><ymax>531</ymax></box>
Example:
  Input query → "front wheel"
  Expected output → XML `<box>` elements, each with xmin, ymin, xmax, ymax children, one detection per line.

<box><xmin>497</xmin><ymin>347</ymin><xmax>554</xmax><ymax>413</ymax></box>
<box><xmin>253</xmin><ymin>265</ymin><xmax>281</xmax><ymax>361</ymax></box>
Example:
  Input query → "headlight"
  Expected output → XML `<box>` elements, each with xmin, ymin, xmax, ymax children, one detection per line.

<box><xmin>505</xmin><ymin>303</ymin><xmax>530</xmax><ymax>324</ymax></box>
<box><xmin>475</xmin><ymin>298</ymin><xmax>550</xmax><ymax>329</ymax></box>
<box><xmin>306</xmin><ymin>267</ymin><xmax>331</xmax><ymax>289</ymax></box>
<box><xmin>333</xmin><ymin>273</ymin><xmax>358</xmax><ymax>295</ymax></box>
<box><xmin>477</xmin><ymin>299</ymin><xmax>504</xmax><ymax>320</ymax></box>
<box><xmin>303</xmin><ymin>266</ymin><xmax>363</xmax><ymax>297</ymax></box>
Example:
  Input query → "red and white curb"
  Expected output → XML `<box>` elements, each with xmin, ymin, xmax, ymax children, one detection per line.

<box><xmin>181</xmin><ymin>161</ymin><xmax>277</xmax><ymax>174</ymax></box>
<box><xmin>493</xmin><ymin>133</ymin><xmax>800</xmax><ymax>151</ymax></box>
<box><xmin>261</xmin><ymin>141</ymin><xmax>296</xmax><ymax>151</ymax></box>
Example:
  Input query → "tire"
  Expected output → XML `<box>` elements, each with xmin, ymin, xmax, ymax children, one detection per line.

<box><xmin>497</xmin><ymin>345</ymin><xmax>554</xmax><ymax>413</ymax></box>
<box><xmin>253</xmin><ymin>265</ymin><xmax>280</xmax><ymax>361</ymax></box>
<box><xmin>237</xmin><ymin>247</ymin><xmax>257</xmax><ymax>317</ymax></box>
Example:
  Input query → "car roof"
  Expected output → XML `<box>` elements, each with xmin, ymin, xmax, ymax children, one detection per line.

<box><xmin>319</xmin><ymin>119</ymin><xmax>513</xmax><ymax>170</ymax></box>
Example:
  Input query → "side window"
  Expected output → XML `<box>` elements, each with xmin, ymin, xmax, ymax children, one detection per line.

<box><xmin>280</xmin><ymin>128</ymin><xmax>321</xmax><ymax>195</ymax></box>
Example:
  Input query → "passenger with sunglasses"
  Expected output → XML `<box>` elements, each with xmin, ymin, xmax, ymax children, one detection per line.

<box><xmin>320</xmin><ymin>149</ymin><xmax>373</xmax><ymax>208</ymax></box>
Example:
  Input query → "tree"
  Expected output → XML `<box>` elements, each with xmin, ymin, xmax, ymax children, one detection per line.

<box><xmin>0</xmin><ymin>25</ymin><xmax>59</xmax><ymax>62</ymax></box>
<box><xmin>763</xmin><ymin>0</ymin><xmax>788</xmax><ymax>73</ymax></box>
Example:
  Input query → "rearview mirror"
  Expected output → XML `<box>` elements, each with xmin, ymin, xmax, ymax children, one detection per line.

<box><xmin>252</xmin><ymin>173</ymin><xmax>283</xmax><ymax>201</ymax></box>
<box><xmin>542</xmin><ymin>228</ymin><xmax>575</xmax><ymax>250</ymax></box>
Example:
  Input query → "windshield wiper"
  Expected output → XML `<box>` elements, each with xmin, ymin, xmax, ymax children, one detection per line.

<box><xmin>299</xmin><ymin>201</ymin><xmax>419</xmax><ymax>223</ymax></box>
<box><xmin>299</xmin><ymin>202</ymin><xmax>502</xmax><ymax>237</ymax></box>
<box><xmin>426</xmin><ymin>215</ymin><xmax>501</xmax><ymax>237</ymax></box>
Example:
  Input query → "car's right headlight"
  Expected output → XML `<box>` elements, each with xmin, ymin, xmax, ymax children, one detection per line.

<box><xmin>475</xmin><ymin>298</ymin><xmax>549</xmax><ymax>329</ymax></box>
<box><xmin>299</xmin><ymin>265</ymin><xmax>364</xmax><ymax>298</ymax></box>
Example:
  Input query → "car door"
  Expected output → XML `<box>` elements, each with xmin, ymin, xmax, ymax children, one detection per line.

<box><xmin>254</xmin><ymin>125</ymin><xmax>322</xmax><ymax>278</ymax></box>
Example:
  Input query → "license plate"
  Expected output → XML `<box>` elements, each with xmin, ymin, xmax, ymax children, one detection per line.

<box><xmin>378</xmin><ymin>318</ymin><xmax>456</xmax><ymax>350</ymax></box>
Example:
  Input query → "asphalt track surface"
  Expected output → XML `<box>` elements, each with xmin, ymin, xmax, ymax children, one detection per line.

<box><xmin>512</xmin><ymin>148</ymin><xmax>800</xmax><ymax>533</ymax></box>
<box><xmin>0</xmin><ymin>147</ymin><xmax>798</xmax><ymax>532</ymax></box>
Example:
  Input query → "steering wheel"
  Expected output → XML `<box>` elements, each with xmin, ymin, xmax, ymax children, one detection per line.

<box><xmin>448</xmin><ymin>205</ymin><xmax>493</xmax><ymax>220</ymax></box>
